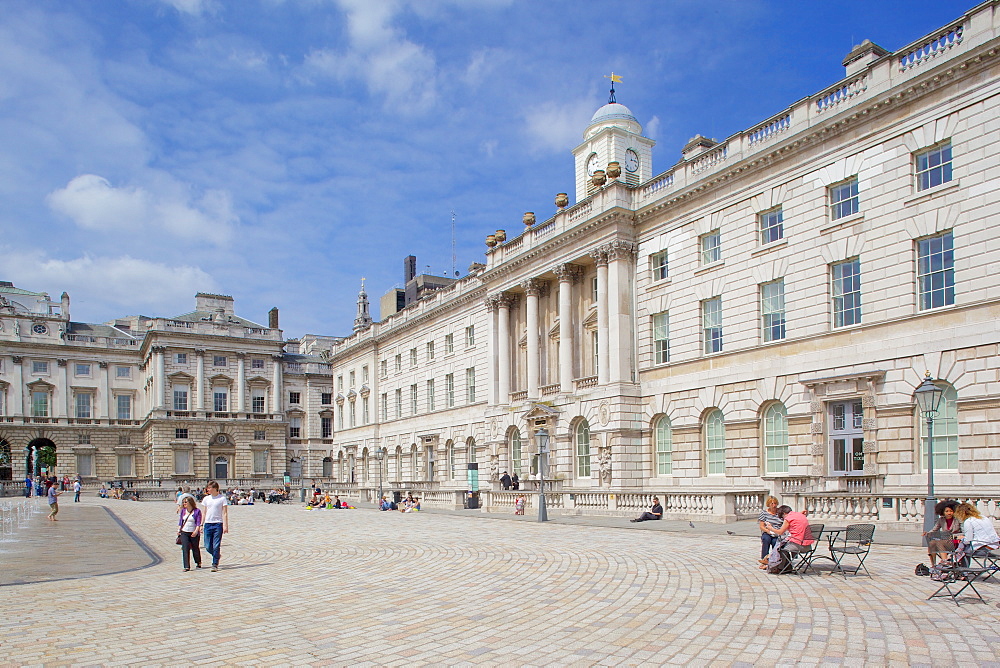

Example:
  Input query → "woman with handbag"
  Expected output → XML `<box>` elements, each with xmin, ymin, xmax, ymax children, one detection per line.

<box><xmin>177</xmin><ymin>496</ymin><xmax>203</xmax><ymax>572</ymax></box>
<box><xmin>922</xmin><ymin>499</ymin><xmax>960</xmax><ymax>566</ymax></box>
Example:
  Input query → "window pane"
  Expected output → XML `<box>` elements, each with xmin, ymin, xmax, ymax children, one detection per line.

<box><xmin>832</xmin><ymin>259</ymin><xmax>862</xmax><ymax>327</ymax></box>
<box><xmin>652</xmin><ymin>313</ymin><xmax>669</xmax><ymax>364</ymax></box>
<box><xmin>761</xmin><ymin>281</ymin><xmax>785</xmax><ymax>342</ymax></box>
<box><xmin>759</xmin><ymin>208</ymin><xmax>783</xmax><ymax>244</ymax></box>
<box><xmin>701</xmin><ymin>230</ymin><xmax>721</xmax><ymax>265</ymax></box>
<box><xmin>655</xmin><ymin>417</ymin><xmax>672</xmax><ymax>475</ymax></box>
<box><xmin>763</xmin><ymin>404</ymin><xmax>788</xmax><ymax>474</ymax></box>
<box><xmin>576</xmin><ymin>421</ymin><xmax>591</xmax><ymax>477</ymax></box>
<box><xmin>702</xmin><ymin>298</ymin><xmax>723</xmax><ymax>354</ymax></box>
<box><xmin>705</xmin><ymin>410</ymin><xmax>725</xmax><ymax>475</ymax></box>
<box><xmin>915</xmin><ymin>143</ymin><xmax>953</xmax><ymax>191</ymax></box>
<box><xmin>917</xmin><ymin>232</ymin><xmax>955</xmax><ymax>310</ymax></box>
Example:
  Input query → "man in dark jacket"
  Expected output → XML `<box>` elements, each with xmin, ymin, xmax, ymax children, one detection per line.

<box><xmin>630</xmin><ymin>497</ymin><xmax>663</xmax><ymax>522</ymax></box>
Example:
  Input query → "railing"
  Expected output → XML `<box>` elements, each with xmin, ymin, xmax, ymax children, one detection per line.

<box><xmin>690</xmin><ymin>143</ymin><xmax>728</xmax><ymax>174</ymax></box>
<box><xmin>65</xmin><ymin>334</ymin><xmax>137</xmax><ymax>347</ymax></box>
<box><xmin>510</xmin><ymin>390</ymin><xmax>527</xmax><ymax>402</ymax></box>
<box><xmin>534</xmin><ymin>221</ymin><xmax>556</xmax><ymax>237</ymax></box>
<box><xmin>641</xmin><ymin>172</ymin><xmax>675</xmax><ymax>199</ymax></box>
<box><xmin>574</xmin><ymin>376</ymin><xmax>598</xmax><ymax>390</ymax></box>
<box><xmin>746</xmin><ymin>113</ymin><xmax>791</xmax><ymax>144</ymax></box>
<box><xmin>899</xmin><ymin>23</ymin><xmax>964</xmax><ymax>71</ymax></box>
<box><xmin>540</xmin><ymin>383</ymin><xmax>559</xmax><ymax>396</ymax></box>
<box><xmin>794</xmin><ymin>494</ymin><xmax>1000</xmax><ymax>526</ymax></box>
<box><xmin>568</xmin><ymin>201</ymin><xmax>592</xmax><ymax>223</ymax></box>
<box><xmin>815</xmin><ymin>74</ymin><xmax>868</xmax><ymax>113</ymax></box>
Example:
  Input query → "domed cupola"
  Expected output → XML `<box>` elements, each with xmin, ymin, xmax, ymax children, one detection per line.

<box><xmin>585</xmin><ymin>102</ymin><xmax>642</xmax><ymax>139</ymax></box>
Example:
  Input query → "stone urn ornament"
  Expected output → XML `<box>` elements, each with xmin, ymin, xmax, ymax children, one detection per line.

<box><xmin>591</xmin><ymin>170</ymin><xmax>607</xmax><ymax>187</ymax></box>
<box><xmin>555</xmin><ymin>193</ymin><xmax>569</xmax><ymax>209</ymax></box>
<box><xmin>485</xmin><ymin>234</ymin><xmax>497</xmax><ymax>248</ymax></box>
<box><xmin>494</xmin><ymin>229</ymin><xmax>507</xmax><ymax>243</ymax></box>
<box><xmin>523</xmin><ymin>212</ymin><xmax>536</xmax><ymax>227</ymax></box>
<box><xmin>606</xmin><ymin>161</ymin><xmax>622</xmax><ymax>179</ymax></box>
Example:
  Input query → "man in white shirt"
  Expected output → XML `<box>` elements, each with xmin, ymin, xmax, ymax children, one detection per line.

<box><xmin>201</xmin><ymin>481</ymin><xmax>229</xmax><ymax>572</ymax></box>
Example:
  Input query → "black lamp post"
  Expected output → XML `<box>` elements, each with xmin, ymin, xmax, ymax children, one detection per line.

<box><xmin>376</xmin><ymin>447</ymin><xmax>386</xmax><ymax>504</ymax></box>
<box><xmin>535</xmin><ymin>427</ymin><xmax>549</xmax><ymax>522</ymax></box>
<box><xmin>913</xmin><ymin>371</ymin><xmax>945</xmax><ymax>535</ymax></box>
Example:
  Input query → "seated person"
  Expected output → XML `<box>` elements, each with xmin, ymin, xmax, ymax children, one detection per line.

<box><xmin>773</xmin><ymin>505</ymin><xmax>815</xmax><ymax>556</ymax></box>
<box><xmin>954</xmin><ymin>502</ymin><xmax>1000</xmax><ymax>564</ymax></box>
<box><xmin>403</xmin><ymin>497</ymin><xmax>421</xmax><ymax>512</ymax></box>
<box><xmin>379</xmin><ymin>496</ymin><xmax>392</xmax><ymax>511</ymax></box>
<box><xmin>630</xmin><ymin>496</ymin><xmax>663</xmax><ymax>522</ymax></box>
<box><xmin>331</xmin><ymin>495</ymin><xmax>343</xmax><ymax>509</ymax></box>
<box><xmin>923</xmin><ymin>499</ymin><xmax>960</xmax><ymax>566</ymax></box>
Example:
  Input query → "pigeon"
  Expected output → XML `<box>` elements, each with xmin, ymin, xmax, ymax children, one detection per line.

<box><xmin>689</xmin><ymin>521</ymin><xmax>695</xmax><ymax>528</ymax></box>
<box><xmin>726</xmin><ymin>531</ymin><xmax>735</xmax><ymax>535</ymax></box>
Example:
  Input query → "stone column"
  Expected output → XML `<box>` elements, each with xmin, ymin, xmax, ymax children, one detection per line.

<box><xmin>591</xmin><ymin>249</ymin><xmax>610</xmax><ymax>385</ymax></box>
<box><xmin>606</xmin><ymin>240</ymin><xmax>637</xmax><ymax>384</ymax></box>
<box><xmin>271</xmin><ymin>355</ymin><xmax>283</xmax><ymax>413</ymax></box>
<box><xmin>553</xmin><ymin>263</ymin><xmax>582</xmax><ymax>393</ymax></box>
<box><xmin>236</xmin><ymin>352</ymin><xmax>247</xmax><ymax>413</ymax></box>
<box><xmin>152</xmin><ymin>346</ymin><xmax>166</xmax><ymax>408</ymax></box>
<box><xmin>485</xmin><ymin>296</ymin><xmax>499</xmax><ymax>406</ymax></box>
<box><xmin>521</xmin><ymin>279</ymin><xmax>545</xmax><ymax>401</ymax></box>
<box><xmin>497</xmin><ymin>294</ymin><xmax>513</xmax><ymax>403</ymax></box>
<box><xmin>195</xmin><ymin>349</ymin><xmax>206</xmax><ymax>411</ymax></box>
<box><xmin>11</xmin><ymin>356</ymin><xmax>24</xmax><ymax>414</ymax></box>
<box><xmin>58</xmin><ymin>359</ymin><xmax>69</xmax><ymax>418</ymax></box>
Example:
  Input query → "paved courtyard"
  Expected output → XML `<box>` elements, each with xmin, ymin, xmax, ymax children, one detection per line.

<box><xmin>2</xmin><ymin>498</ymin><xmax>999</xmax><ymax>666</ymax></box>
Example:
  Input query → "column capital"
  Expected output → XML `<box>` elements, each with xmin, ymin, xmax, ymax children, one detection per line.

<box><xmin>520</xmin><ymin>278</ymin><xmax>548</xmax><ymax>297</ymax></box>
<box><xmin>484</xmin><ymin>295</ymin><xmax>500</xmax><ymax>312</ymax></box>
<box><xmin>56</xmin><ymin>358</ymin><xmax>67</xmax><ymax>367</ymax></box>
<box><xmin>272</xmin><ymin>354</ymin><xmax>285</xmax><ymax>362</ymax></box>
<box><xmin>99</xmin><ymin>361</ymin><xmax>108</xmax><ymax>369</ymax></box>
<box><xmin>195</xmin><ymin>349</ymin><xmax>206</xmax><ymax>357</ymax></box>
<box><xmin>552</xmin><ymin>263</ymin><xmax>584</xmax><ymax>283</ymax></box>
<box><xmin>151</xmin><ymin>346</ymin><xmax>167</xmax><ymax>354</ymax></box>
<box><xmin>236</xmin><ymin>351</ymin><xmax>247</xmax><ymax>359</ymax></box>
<box><xmin>604</xmin><ymin>239</ymin><xmax>637</xmax><ymax>262</ymax></box>
<box><xmin>590</xmin><ymin>248</ymin><xmax>609</xmax><ymax>267</ymax></box>
<box><xmin>11</xmin><ymin>356</ymin><xmax>23</xmax><ymax>364</ymax></box>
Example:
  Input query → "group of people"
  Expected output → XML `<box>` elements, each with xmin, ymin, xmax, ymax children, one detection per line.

<box><xmin>757</xmin><ymin>497</ymin><xmax>814</xmax><ymax>571</ymax></box>
<box><xmin>498</xmin><ymin>471</ymin><xmax>520</xmax><ymax>490</ymax></box>
<box><xmin>174</xmin><ymin>481</ymin><xmax>230</xmax><ymax>572</ymax></box>
<box><xmin>378</xmin><ymin>494</ymin><xmax>421</xmax><ymax>512</ymax></box>
<box><xmin>923</xmin><ymin>499</ymin><xmax>1000</xmax><ymax>566</ymax></box>
<box><xmin>24</xmin><ymin>474</ymin><xmax>82</xmax><ymax>502</ymax></box>
<box><xmin>307</xmin><ymin>492</ymin><xmax>353</xmax><ymax>510</ymax></box>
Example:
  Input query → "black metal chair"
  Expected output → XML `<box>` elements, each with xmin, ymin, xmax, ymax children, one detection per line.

<box><xmin>966</xmin><ymin>547</ymin><xmax>1000</xmax><ymax>583</ymax></box>
<box><xmin>780</xmin><ymin>523</ymin><xmax>824</xmax><ymax>576</ymax></box>
<box><xmin>927</xmin><ymin>564</ymin><xmax>991</xmax><ymax>605</ymax></box>
<box><xmin>830</xmin><ymin>523</ymin><xmax>876</xmax><ymax>578</ymax></box>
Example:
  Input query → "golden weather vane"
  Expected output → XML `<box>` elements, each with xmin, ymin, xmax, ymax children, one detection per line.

<box><xmin>604</xmin><ymin>72</ymin><xmax>622</xmax><ymax>103</ymax></box>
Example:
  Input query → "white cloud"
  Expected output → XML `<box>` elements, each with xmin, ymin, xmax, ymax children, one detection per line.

<box><xmin>157</xmin><ymin>0</ymin><xmax>219</xmax><ymax>16</ymax></box>
<box><xmin>480</xmin><ymin>139</ymin><xmax>499</xmax><ymax>157</ymax></box>
<box><xmin>47</xmin><ymin>174</ymin><xmax>236</xmax><ymax>245</ymax></box>
<box><xmin>645</xmin><ymin>115</ymin><xmax>661</xmax><ymax>140</ymax></box>
<box><xmin>522</xmin><ymin>98</ymin><xmax>596</xmax><ymax>153</ymax></box>
<box><xmin>2</xmin><ymin>248</ymin><xmax>215</xmax><ymax>315</ymax></box>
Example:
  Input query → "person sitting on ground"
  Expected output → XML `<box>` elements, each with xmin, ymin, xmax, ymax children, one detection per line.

<box><xmin>758</xmin><ymin>496</ymin><xmax>784</xmax><ymax>568</ymax></box>
<box><xmin>773</xmin><ymin>505</ymin><xmax>815</xmax><ymax>559</ymax></box>
<box><xmin>99</xmin><ymin>484</ymin><xmax>108</xmax><ymax>498</ymax></box>
<box><xmin>331</xmin><ymin>495</ymin><xmax>343</xmax><ymax>509</ymax></box>
<box><xmin>379</xmin><ymin>496</ymin><xmax>392</xmax><ymax>511</ymax></box>
<box><xmin>403</xmin><ymin>497</ymin><xmax>421</xmax><ymax>512</ymax></box>
<box><xmin>630</xmin><ymin>496</ymin><xmax>663</xmax><ymax>522</ymax></box>
<box><xmin>954</xmin><ymin>502</ymin><xmax>1000</xmax><ymax>564</ymax></box>
<box><xmin>922</xmin><ymin>499</ymin><xmax>960</xmax><ymax>566</ymax></box>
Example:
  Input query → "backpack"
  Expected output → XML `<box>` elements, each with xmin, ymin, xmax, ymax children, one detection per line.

<box><xmin>767</xmin><ymin>537</ymin><xmax>791</xmax><ymax>574</ymax></box>
<box><xmin>914</xmin><ymin>563</ymin><xmax>930</xmax><ymax>576</ymax></box>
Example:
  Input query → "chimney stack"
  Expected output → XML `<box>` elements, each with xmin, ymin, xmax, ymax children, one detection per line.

<box><xmin>268</xmin><ymin>307</ymin><xmax>279</xmax><ymax>329</ymax></box>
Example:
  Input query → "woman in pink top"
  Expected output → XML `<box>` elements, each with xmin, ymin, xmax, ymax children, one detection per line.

<box><xmin>774</xmin><ymin>505</ymin><xmax>815</xmax><ymax>555</ymax></box>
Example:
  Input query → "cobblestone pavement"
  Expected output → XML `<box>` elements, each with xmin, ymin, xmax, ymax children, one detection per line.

<box><xmin>2</xmin><ymin>498</ymin><xmax>999</xmax><ymax>666</ymax></box>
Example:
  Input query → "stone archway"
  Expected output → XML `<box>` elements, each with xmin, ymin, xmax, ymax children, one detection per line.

<box><xmin>26</xmin><ymin>438</ymin><xmax>57</xmax><ymax>477</ymax></box>
<box><xmin>0</xmin><ymin>438</ymin><xmax>12</xmax><ymax>481</ymax></box>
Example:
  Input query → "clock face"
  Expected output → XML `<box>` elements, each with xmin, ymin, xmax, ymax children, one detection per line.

<box><xmin>624</xmin><ymin>149</ymin><xmax>639</xmax><ymax>173</ymax></box>
<box><xmin>32</xmin><ymin>323</ymin><xmax>47</xmax><ymax>335</ymax></box>
<box><xmin>586</xmin><ymin>153</ymin><xmax>601</xmax><ymax>176</ymax></box>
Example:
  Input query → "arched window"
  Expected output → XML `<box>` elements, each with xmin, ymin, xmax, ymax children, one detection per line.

<box><xmin>467</xmin><ymin>438</ymin><xmax>476</xmax><ymax>463</ymax></box>
<box><xmin>654</xmin><ymin>416</ymin><xmax>672</xmax><ymax>475</ymax></box>
<box><xmin>919</xmin><ymin>384</ymin><xmax>959</xmax><ymax>470</ymax></box>
<box><xmin>394</xmin><ymin>445</ymin><xmax>403</xmax><ymax>480</ymax></box>
<box><xmin>704</xmin><ymin>409</ymin><xmax>725</xmax><ymax>475</ymax></box>
<box><xmin>510</xmin><ymin>428</ymin><xmax>522</xmax><ymax>476</ymax></box>
<box><xmin>446</xmin><ymin>440</ymin><xmax>455</xmax><ymax>479</ymax></box>
<box><xmin>763</xmin><ymin>403</ymin><xmax>788</xmax><ymax>474</ymax></box>
<box><xmin>576</xmin><ymin>419</ymin><xmax>591</xmax><ymax>477</ymax></box>
<box><xmin>410</xmin><ymin>445</ymin><xmax>418</xmax><ymax>480</ymax></box>
<box><xmin>322</xmin><ymin>456</ymin><xmax>333</xmax><ymax>478</ymax></box>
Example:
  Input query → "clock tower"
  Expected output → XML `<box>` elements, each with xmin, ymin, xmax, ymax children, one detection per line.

<box><xmin>572</xmin><ymin>78</ymin><xmax>655</xmax><ymax>202</ymax></box>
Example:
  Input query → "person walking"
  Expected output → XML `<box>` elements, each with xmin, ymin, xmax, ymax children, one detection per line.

<box><xmin>201</xmin><ymin>481</ymin><xmax>229</xmax><ymax>572</ymax></box>
<box><xmin>73</xmin><ymin>478</ymin><xmax>82</xmax><ymax>503</ymax></box>
<box><xmin>500</xmin><ymin>471</ymin><xmax>512</xmax><ymax>490</ymax></box>
<box><xmin>177</xmin><ymin>496</ymin><xmax>203</xmax><ymax>571</ymax></box>
<box><xmin>46</xmin><ymin>483</ymin><xmax>61</xmax><ymax>521</ymax></box>
<box><xmin>24</xmin><ymin>475</ymin><xmax>32</xmax><ymax>498</ymax></box>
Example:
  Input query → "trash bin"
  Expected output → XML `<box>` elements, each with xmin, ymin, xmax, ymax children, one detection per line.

<box><xmin>393</xmin><ymin>491</ymin><xmax>402</xmax><ymax>504</ymax></box>
<box><xmin>300</xmin><ymin>488</ymin><xmax>306</xmax><ymax>503</ymax></box>
<box><xmin>466</xmin><ymin>491</ymin><xmax>479</xmax><ymax>509</ymax></box>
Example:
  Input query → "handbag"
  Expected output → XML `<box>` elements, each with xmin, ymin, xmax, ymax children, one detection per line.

<box><xmin>176</xmin><ymin>534</ymin><xmax>183</xmax><ymax>545</ymax></box>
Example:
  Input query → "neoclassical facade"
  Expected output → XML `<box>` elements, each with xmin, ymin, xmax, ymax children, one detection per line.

<box><xmin>2</xmin><ymin>4</ymin><xmax>999</xmax><ymax>522</ymax></box>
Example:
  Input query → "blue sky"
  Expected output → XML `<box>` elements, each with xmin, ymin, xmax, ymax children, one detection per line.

<box><xmin>0</xmin><ymin>0</ymin><xmax>969</xmax><ymax>337</ymax></box>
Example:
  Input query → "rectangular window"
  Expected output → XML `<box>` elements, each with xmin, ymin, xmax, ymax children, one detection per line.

<box><xmin>380</xmin><ymin>360</ymin><xmax>387</xmax><ymax>377</ymax></box>
<box><xmin>77</xmin><ymin>433</ymin><xmax>90</xmax><ymax>445</ymax></box>
<box><xmin>915</xmin><ymin>142</ymin><xmax>953</xmax><ymax>191</ymax></box>
<box><xmin>700</xmin><ymin>230</ymin><xmax>721</xmax><ymax>265</ymax></box>
<box><xmin>362</xmin><ymin>365</ymin><xmax>369</xmax><ymax>383</ymax></box>
<box><xmin>350</xmin><ymin>401</ymin><xmax>356</xmax><ymax>428</ymax></box>
<box><xmin>702</xmin><ymin>298</ymin><xmax>723</xmax><ymax>354</ymax></box>
<box><xmin>830</xmin><ymin>401</ymin><xmax>864</xmax><ymax>473</ymax></box>
<box><xmin>289</xmin><ymin>417</ymin><xmax>301</xmax><ymax>439</ymax></box>
<box><xmin>251</xmin><ymin>358</ymin><xmax>265</xmax><ymax>370</ymax></box>
<box><xmin>321</xmin><ymin>417</ymin><xmax>332</xmax><ymax>438</ymax></box>
<box><xmin>445</xmin><ymin>334</ymin><xmax>454</xmax><ymax>354</ymax></box>
<box><xmin>337</xmin><ymin>404</ymin><xmax>344</xmax><ymax>429</ymax></box>
<box><xmin>592</xmin><ymin>330</ymin><xmax>599</xmax><ymax>375</ymax></box>
<box><xmin>410</xmin><ymin>384</ymin><xmax>418</xmax><ymax>414</ymax></box>
<box><xmin>917</xmin><ymin>231</ymin><xmax>955</xmax><ymax>310</ymax></box>
<box><xmin>75</xmin><ymin>363</ymin><xmax>91</xmax><ymax>376</ymax></box>
<box><xmin>251</xmin><ymin>389</ymin><xmax>265</xmax><ymax>413</ymax></box>
<box><xmin>829</xmin><ymin>177</ymin><xmax>859</xmax><ymax>220</ymax></box>
<box><xmin>394</xmin><ymin>354</ymin><xmax>402</xmax><ymax>372</ymax></box>
<box><xmin>446</xmin><ymin>374</ymin><xmax>455</xmax><ymax>407</ymax></box>
<box><xmin>213</xmin><ymin>356</ymin><xmax>227</xmax><ymax>367</ymax></box>
<box><xmin>407</xmin><ymin>349</ymin><xmax>416</xmax><ymax>367</ymax></box>
<box><xmin>175</xmin><ymin>353</ymin><xmax>187</xmax><ymax>364</ymax></box>
<box><xmin>363</xmin><ymin>397</ymin><xmax>369</xmax><ymax>424</ymax></box>
<box><xmin>116</xmin><ymin>365</ymin><xmax>131</xmax><ymax>379</ymax></box>
<box><xmin>652</xmin><ymin>312</ymin><xmax>669</xmax><ymax>364</ymax></box>
<box><xmin>116</xmin><ymin>394</ymin><xmax>132</xmax><ymax>420</ymax></box>
<box><xmin>381</xmin><ymin>393</ymin><xmax>388</xmax><ymax>421</ymax></box>
<box><xmin>253</xmin><ymin>449</ymin><xmax>268</xmax><ymax>474</ymax></box>
<box><xmin>395</xmin><ymin>389</ymin><xmax>402</xmax><ymax>418</ymax></box>
<box><xmin>77</xmin><ymin>453</ymin><xmax>93</xmax><ymax>477</ymax></box>
<box><xmin>253</xmin><ymin>429</ymin><xmax>266</xmax><ymax>440</ymax></box>
<box><xmin>465</xmin><ymin>326</ymin><xmax>475</xmax><ymax>347</ymax></box>
<box><xmin>321</xmin><ymin>392</ymin><xmax>331</xmax><ymax>405</ymax></box>
<box><xmin>175</xmin><ymin>428</ymin><xmax>188</xmax><ymax>440</ymax></box>
<box><xmin>761</xmin><ymin>280</ymin><xmax>786</xmax><ymax>343</ymax></box>
<box><xmin>213</xmin><ymin>388</ymin><xmax>228</xmax><ymax>413</ymax></box>
<box><xmin>117</xmin><ymin>454</ymin><xmax>134</xmax><ymax>477</ymax></box>
<box><xmin>32</xmin><ymin>390</ymin><xmax>49</xmax><ymax>416</ymax></box>
<box><xmin>75</xmin><ymin>393</ymin><xmax>92</xmax><ymax>419</ymax></box>
<box><xmin>289</xmin><ymin>391</ymin><xmax>301</xmax><ymax>404</ymax></box>
<box><xmin>337</xmin><ymin>375</ymin><xmax>344</xmax><ymax>391</ymax></box>
<box><xmin>426</xmin><ymin>341</ymin><xmax>435</xmax><ymax>360</ymax></box>
<box><xmin>174</xmin><ymin>450</ymin><xmax>191</xmax><ymax>475</ymax></box>
<box><xmin>759</xmin><ymin>207</ymin><xmax>783</xmax><ymax>245</ymax></box>
<box><xmin>118</xmin><ymin>433</ymin><xmax>130</xmax><ymax>446</ymax></box>
<box><xmin>427</xmin><ymin>379</ymin><xmax>435</xmax><ymax>411</ymax></box>
<box><xmin>466</xmin><ymin>368</ymin><xmax>476</xmax><ymax>403</ymax></box>
<box><xmin>173</xmin><ymin>386</ymin><xmax>188</xmax><ymax>411</ymax></box>
<box><xmin>650</xmin><ymin>250</ymin><xmax>668</xmax><ymax>281</ymax></box>
<box><xmin>831</xmin><ymin>259</ymin><xmax>862</xmax><ymax>327</ymax></box>
<box><xmin>349</xmin><ymin>370</ymin><xmax>355</xmax><ymax>387</ymax></box>
<box><xmin>32</xmin><ymin>361</ymin><xmax>49</xmax><ymax>375</ymax></box>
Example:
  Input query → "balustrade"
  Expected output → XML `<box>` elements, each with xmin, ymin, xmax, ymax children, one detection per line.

<box><xmin>899</xmin><ymin>23</ymin><xmax>964</xmax><ymax>71</ymax></box>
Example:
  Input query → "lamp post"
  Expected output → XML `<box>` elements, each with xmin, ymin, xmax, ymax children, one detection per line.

<box><xmin>376</xmin><ymin>447</ymin><xmax>386</xmax><ymax>504</ymax></box>
<box><xmin>535</xmin><ymin>427</ymin><xmax>549</xmax><ymax>522</ymax></box>
<box><xmin>913</xmin><ymin>371</ymin><xmax>945</xmax><ymax>536</ymax></box>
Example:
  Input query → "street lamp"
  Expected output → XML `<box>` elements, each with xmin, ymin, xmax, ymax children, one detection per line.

<box><xmin>913</xmin><ymin>371</ymin><xmax>945</xmax><ymax>536</ymax></box>
<box><xmin>375</xmin><ymin>447</ymin><xmax>386</xmax><ymax>504</ymax></box>
<box><xmin>535</xmin><ymin>427</ymin><xmax>549</xmax><ymax>523</ymax></box>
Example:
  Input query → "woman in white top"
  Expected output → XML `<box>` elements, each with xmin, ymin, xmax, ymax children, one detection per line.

<box><xmin>177</xmin><ymin>496</ymin><xmax>203</xmax><ymax>571</ymax></box>
<box><xmin>954</xmin><ymin>502</ymin><xmax>1000</xmax><ymax>563</ymax></box>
